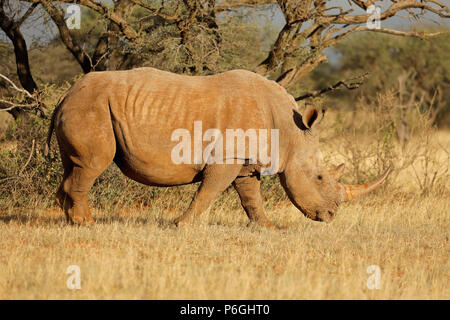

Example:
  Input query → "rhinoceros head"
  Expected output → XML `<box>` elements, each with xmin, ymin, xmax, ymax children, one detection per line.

<box><xmin>279</xmin><ymin>105</ymin><xmax>391</xmax><ymax>222</ymax></box>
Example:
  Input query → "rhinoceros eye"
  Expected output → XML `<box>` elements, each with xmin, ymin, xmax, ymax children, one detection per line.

<box><xmin>317</xmin><ymin>175</ymin><xmax>323</xmax><ymax>180</ymax></box>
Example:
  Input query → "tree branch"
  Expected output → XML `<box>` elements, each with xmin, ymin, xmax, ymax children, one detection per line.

<box><xmin>295</xmin><ymin>72</ymin><xmax>369</xmax><ymax>100</ymax></box>
<box><xmin>0</xmin><ymin>100</ymin><xmax>38</xmax><ymax>111</ymax></box>
<box><xmin>39</xmin><ymin>0</ymin><xmax>93</xmax><ymax>73</ymax></box>
<box><xmin>277</xmin><ymin>53</ymin><xmax>328</xmax><ymax>89</ymax></box>
<box><xmin>358</xmin><ymin>27</ymin><xmax>450</xmax><ymax>39</ymax></box>
<box><xmin>27</xmin><ymin>0</ymin><xmax>139</xmax><ymax>40</ymax></box>
<box><xmin>129</xmin><ymin>0</ymin><xmax>182</xmax><ymax>23</ymax></box>
<box><xmin>323</xmin><ymin>25</ymin><xmax>450</xmax><ymax>47</ymax></box>
<box><xmin>0</xmin><ymin>73</ymin><xmax>33</xmax><ymax>98</ymax></box>
<box><xmin>17</xmin><ymin>2</ymin><xmax>39</xmax><ymax>26</ymax></box>
<box><xmin>0</xmin><ymin>72</ymin><xmax>45</xmax><ymax>118</ymax></box>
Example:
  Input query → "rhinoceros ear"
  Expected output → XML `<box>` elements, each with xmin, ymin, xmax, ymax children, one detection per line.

<box><xmin>302</xmin><ymin>105</ymin><xmax>324</xmax><ymax>129</ymax></box>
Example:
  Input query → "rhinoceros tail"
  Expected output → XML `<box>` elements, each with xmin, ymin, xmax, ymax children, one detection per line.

<box><xmin>43</xmin><ymin>110</ymin><xmax>55</xmax><ymax>158</ymax></box>
<box><xmin>43</xmin><ymin>90</ymin><xmax>69</xmax><ymax>158</ymax></box>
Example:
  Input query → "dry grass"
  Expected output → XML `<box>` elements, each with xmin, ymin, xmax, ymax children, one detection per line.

<box><xmin>0</xmin><ymin>189</ymin><xmax>448</xmax><ymax>299</ymax></box>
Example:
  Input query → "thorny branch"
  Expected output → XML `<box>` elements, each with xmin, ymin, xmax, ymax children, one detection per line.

<box><xmin>295</xmin><ymin>72</ymin><xmax>370</xmax><ymax>101</ymax></box>
<box><xmin>0</xmin><ymin>73</ymin><xmax>45</xmax><ymax>117</ymax></box>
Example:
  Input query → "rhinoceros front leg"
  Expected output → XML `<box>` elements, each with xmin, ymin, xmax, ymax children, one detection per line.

<box><xmin>174</xmin><ymin>164</ymin><xmax>243</xmax><ymax>226</ymax></box>
<box><xmin>233</xmin><ymin>175</ymin><xmax>274</xmax><ymax>228</ymax></box>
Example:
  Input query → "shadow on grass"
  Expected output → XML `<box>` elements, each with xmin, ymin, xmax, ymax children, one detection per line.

<box><xmin>0</xmin><ymin>213</ymin><xmax>179</xmax><ymax>231</ymax></box>
<box><xmin>94</xmin><ymin>214</ymin><xmax>176</xmax><ymax>229</ymax></box>
<box><xmin>0</xmin><ymin>208</ymin><xmax>281</xmax><ymax>231</ymax></box>
<box><xmin>0</xmin><ymin>213</ymin><xmax>66</xmax><ymax>226</ymax></box>
<box><xmin>0</xmin><ymin>206</ymin><xmax>177</xmax><ymax>227</ymax></box>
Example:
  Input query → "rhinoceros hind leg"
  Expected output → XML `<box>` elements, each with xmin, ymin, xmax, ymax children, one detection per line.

<box><xmin>61</xmin><ymin>166</ymin><xmax>103</xmax><ymax>225</ymax></box>
<box><xmin>233</xmin><ymin>175</ymin><xmax>274</xmax><ymax>228</ymax></box>
<box><xmin>174</xmin><ymin>164</ymin><xmax>243</xmax><ymax>226</ymax></box>
<box><xmin>57</xmin><ymin>140</ymin><xmax>115</xmax><ymax>225</ymax></box>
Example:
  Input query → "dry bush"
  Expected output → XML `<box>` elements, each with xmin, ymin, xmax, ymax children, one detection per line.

<box><xmin>410</xmin><ymin>133</ymin><xmax>449</xmax><ymax>195</ymax></box>
<box><xmin>321</xmin><ymin>90</ymin><xmax>449</xmax><ymax>195</ymax></box>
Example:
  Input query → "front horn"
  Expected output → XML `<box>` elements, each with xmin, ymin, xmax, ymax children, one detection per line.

<box><xmin>342</xmin><ymin>167</ymin><xmax>392</xmax><ymax>201</ymax></box>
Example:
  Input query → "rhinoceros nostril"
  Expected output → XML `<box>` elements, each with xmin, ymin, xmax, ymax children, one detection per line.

<box><xmin>315</xmin><ymin>210</ymin><xmax>323</xmax><ymax>221</ymax></box>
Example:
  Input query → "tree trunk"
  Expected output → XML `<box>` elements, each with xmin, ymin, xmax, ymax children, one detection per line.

<box><xmin>0</xmin><ymin>1</ymin><xmax>39</xmax><ymax>119</ymax></box>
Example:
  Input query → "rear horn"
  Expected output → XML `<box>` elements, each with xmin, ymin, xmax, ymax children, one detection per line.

<box><xmin>329</xmin><ymin>163</ymin><xmax>345</xmax><ymax>180</ymax></box>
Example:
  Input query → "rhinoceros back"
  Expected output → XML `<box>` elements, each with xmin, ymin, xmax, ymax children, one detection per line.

<box><xmin>57</xmin><ymin>67</ymin><xmax>296</xmax><ymax>185</ymax></box>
